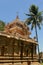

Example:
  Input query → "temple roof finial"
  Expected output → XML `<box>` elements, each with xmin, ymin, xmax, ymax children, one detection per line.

<box><xmin>16</xmin><ymin>12</ymin><xmax>19</xmax><ymax>19</ymax></box>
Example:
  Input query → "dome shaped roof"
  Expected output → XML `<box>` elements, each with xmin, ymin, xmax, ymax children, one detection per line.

<box><xmin>4</xmin><ymin>16</ymin><xmax>31</xmax><ymax>38</ymax></box>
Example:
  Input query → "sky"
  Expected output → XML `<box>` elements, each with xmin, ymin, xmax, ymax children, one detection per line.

<box><xmin>0</xmin><ymin>0</ymin><xmax>43</xmax><ymax>52</ymax></box>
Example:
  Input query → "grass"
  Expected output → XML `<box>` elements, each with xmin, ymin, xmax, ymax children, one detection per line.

<box><xmin>41</xmin><ymin>63</ymin><xmax>43</xmax><ymax>65</ymax></box>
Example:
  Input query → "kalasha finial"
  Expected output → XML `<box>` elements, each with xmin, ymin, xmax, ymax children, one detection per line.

<box><xmin>16</xmin><ymin>12</ymin><xmax>19</xmax><ymax>19</ymax></box>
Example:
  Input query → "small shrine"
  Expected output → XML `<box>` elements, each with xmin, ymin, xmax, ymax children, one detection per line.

<box><xmin>0</xmin><ymin>16</ymin><xmax>39</xmax><ymax>65</ymax></box>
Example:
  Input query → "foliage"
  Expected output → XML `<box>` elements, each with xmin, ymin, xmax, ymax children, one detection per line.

<box><xmin>0</xmin><ymin>20</ymin><xmax>5</xmax><ymax>31</ymax></box>
<box><xmin>25</xmin><ymin>4</ymin><xmax>43</xmax><ymax>30</ymax></box>
<box><xmin>25</xmin><ymin>4</ymin><xmax>43</xmax><ymax>42</ymax></box>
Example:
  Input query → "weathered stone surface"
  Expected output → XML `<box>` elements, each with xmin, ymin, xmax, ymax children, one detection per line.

<box><xmin>31</xmin><ymin>62</ymin><xmax>41</xmax><ymax>65</ymax></box>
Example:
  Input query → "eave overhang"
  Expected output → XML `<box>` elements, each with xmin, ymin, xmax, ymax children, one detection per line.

<box><xmin>0</xmin><ymin>32</ymin><xmax>38</xmax><ymax>45</ymax></box>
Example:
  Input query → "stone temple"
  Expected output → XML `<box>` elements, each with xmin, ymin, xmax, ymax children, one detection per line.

<box><xmin>0</xmin><ymin>16</ymin><xmax>39</xmax><ymax>65</ymax></box>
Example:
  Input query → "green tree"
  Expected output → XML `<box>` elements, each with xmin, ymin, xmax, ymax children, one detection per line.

<box><xmin>0</xmin><ymin>20</ymin><xmax>5</xmax><ymax>31</ymax></box>
<box><xmin>25</xmin><ymin>4</ymin><xmax>43</xmax><ymax>42</ymax></box>
<box><xmin>25</xmin><ymin>5</ymin><xmax>43</xmax><ymax>62</ymax></box>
